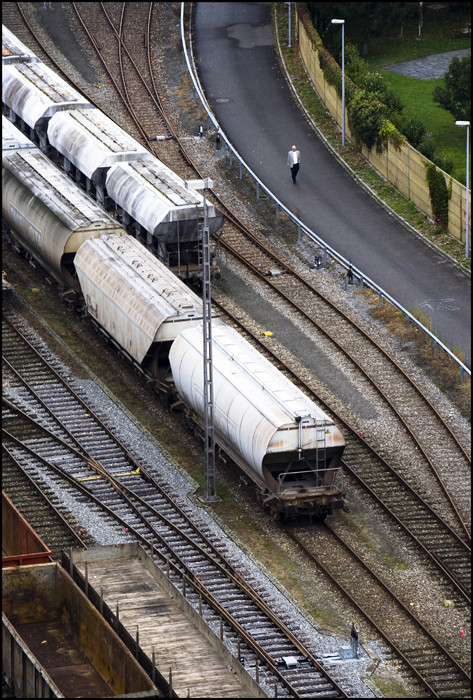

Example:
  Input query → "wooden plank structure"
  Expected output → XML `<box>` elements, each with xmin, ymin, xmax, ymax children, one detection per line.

<box><xmin>71</xmin><ymin>544</ymin><xmax>263</xmax><ymax>698</ymax></box>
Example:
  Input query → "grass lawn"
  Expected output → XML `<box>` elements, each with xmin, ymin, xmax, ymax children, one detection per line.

<box><xmin>360</xmin><ymin>5</ymin><xmax>471</xmax><ymax>67</ymax></box>
<box><xmin>356</xmin><ymin>4</ymin><xmax>470</xmax><ymax>185</ymax></box>
<box><xmin>381</xmin><ymin>71</ymin><xmax>468</xmax><ymax>182</ymax></box>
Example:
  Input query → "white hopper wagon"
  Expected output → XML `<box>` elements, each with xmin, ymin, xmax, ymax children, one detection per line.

<box><xmin>169</xmin><ymin>324</ymin><xmax>346</xmax><ymax>519</ymax></box>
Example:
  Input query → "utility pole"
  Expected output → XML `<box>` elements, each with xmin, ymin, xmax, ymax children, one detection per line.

<box><xmin>185</xmin><ymin>179</ymin><xmax>217</xmax><ymax>500</ymax></box>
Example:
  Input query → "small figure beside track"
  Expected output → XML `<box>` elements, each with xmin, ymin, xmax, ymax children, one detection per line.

<box><xmin>350</xmin><ymin>622</ymin><xmax>359</xmax><ymax>659</ymax></box>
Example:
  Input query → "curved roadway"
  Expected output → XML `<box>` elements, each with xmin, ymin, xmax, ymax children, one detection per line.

<box><xmin>194</xmin><ymin>2</ymin><xmax>471</xmax><ymax>369</ymax></box>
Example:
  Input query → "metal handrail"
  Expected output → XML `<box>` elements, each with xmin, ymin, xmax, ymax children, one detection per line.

<box><xmin>180</xmin><ymin>4</ymin><xmax>470</xmax><ymax>380</ymax></box>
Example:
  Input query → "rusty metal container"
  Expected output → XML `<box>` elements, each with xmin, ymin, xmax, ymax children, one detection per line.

<box><xmin>2</xmin><ymin>562</ymin><xmax>157</xmax><ymax>698</ymax></box>
<box><xmin>2</xmin><ymin>491</ymin><xmax>52</xmax><ymax>568</ymax></box>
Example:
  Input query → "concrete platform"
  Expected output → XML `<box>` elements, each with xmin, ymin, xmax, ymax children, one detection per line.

<box><xmin>70</xmin><ymin>544</ymin><xmax>264</xmax><ymax>699</ymax></box>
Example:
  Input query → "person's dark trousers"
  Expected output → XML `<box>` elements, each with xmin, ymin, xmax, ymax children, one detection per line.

<box><xmin>291</xmin><ymin>163</ymin><xmax>299</xmax><ymax>183</ymax></box>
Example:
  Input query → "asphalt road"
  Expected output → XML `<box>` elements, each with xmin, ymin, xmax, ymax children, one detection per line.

<box><xmin>194</xmin><ymin>2</ymin><xmax>471</xmax><ymax>368</ymax></box>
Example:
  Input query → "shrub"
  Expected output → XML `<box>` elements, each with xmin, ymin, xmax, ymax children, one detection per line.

<box><xmin>433</xmin><ymin>153</ymin><xmax>454</xmax><ymax>175</ymax></box>
<box><xmin>378</xmin><ymin>119</ymin><xmax>405</xmax><ymax>152</ymax></box>
<box><xmin>401</xmin><ymin>115</ymin><xmax>426</xmax><ymax>148</ymax></box>
<box><xmin>348</xmin><ymin>90</ymin><xmax>388</xmax><ymax>151</ymax></box>
<box><xmin>417</xmin><ymin>133</ymin><xmax>437</xmax><ymax>160</ymax></box>
<box><xmin>344</xmin><ymin>42</ymin><xmax>369</xmax><ymax>85</ymax></box>
<box><xmin>433</xmin><ymin>55</ymin><xmax>471</xmax><ymax>121</ymax></box>
<box><xmin>361</xmin><ymin>72</ymin><xmax>404</xmax><ymax>116</ymax></box>
<box><xmin>425</xmin><ymin>163</ymin><xmax>449</xmax><ymax>227</ymax></box>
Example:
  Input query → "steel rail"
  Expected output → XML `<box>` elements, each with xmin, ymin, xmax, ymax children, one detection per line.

<box><xmin>287</xmin><ymin>528</ymin><xmax>471</xmax><ymax>697</ymax></box>
<box><xmin>210</xmin><ymin>299</ymin><xmax>471</xmax><ymax>604</ymax></box>
<box><xmin>222</xmin><ymin>249</ymin><xmax>472</xmax><ymax>543</ymax></box>
<box><xmin>2</xmin><ymin>313</ymin><xmax>347</xmax><ymax>699</ymax></box>
<box><xmin>15</xmin><ymin>1</ymin><xmax>470</xmax><ymax>532</ymax></box>
<box><xmin>3</xmin><ymin>415</ymin><xmax>344</xmax><ymax>699</ymax></box>
<box><xmin>1</xmin><ymin>441</ymin><xmax>87</xmax><ymax>552</ymax></box>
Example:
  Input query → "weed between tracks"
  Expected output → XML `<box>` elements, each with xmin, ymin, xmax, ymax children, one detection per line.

<box><xmin>367</xmin><ymin>290</ymin><xmax>470</xmax><ymax>419</ymax></box>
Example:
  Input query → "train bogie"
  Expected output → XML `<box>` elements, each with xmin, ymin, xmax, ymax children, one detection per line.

<box><xmin>170</xmin><ymin>325</ymin><xmax>346</xmax><ymax>518</ymax></box>
<box><xmin>106</xmin><ymin>159</ymin><xmax>224</xmax><ymax>278</ymax></box>
<box><xmin>2</xmin><ymin>29</ymin><xmax>345</xmax><ymax>520</ymax></box>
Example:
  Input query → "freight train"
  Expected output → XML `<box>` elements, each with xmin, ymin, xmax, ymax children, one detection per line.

<box><xmin>2</xmin><ymin>114</ymin><xmax>346</xmax><ymax>521</ymax></box>
<box><xmin>2</xmin><ymin>25</ymin><xmax>224</xmax><ymax>282</ymax></box>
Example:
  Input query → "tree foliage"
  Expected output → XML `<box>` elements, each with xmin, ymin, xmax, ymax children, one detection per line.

<box><xmin>433</xmin><ymin>55</ymin><xmax>471</xmax><ymax>121</ymax></box>
<box><xmin>344</xmin><ymin>42</ymin><xmax>369</xmax><ymax>85</ymax></box>
<box><xmin>425</xmin><ymin>163</ymin><xmax>449</xmax><ymax>228</ymax></box>
<box><xmin>307</xmin><ymin>2</ymin><xmax>415</xmax><ymax>57</ymax></box>
<box><xmin>401</xmin><ymin>115</ymin><xmax>426</xmax><ymax>148</ymax></box>
<box><xmin>348</xmin><ymin>90</ymin><xmax>388</xmax><ymax>151</ymax></box>
<box><xmin>360</xmin><ymin>71</ymin><xmax>404</xmax><ymax>117</ymax></box>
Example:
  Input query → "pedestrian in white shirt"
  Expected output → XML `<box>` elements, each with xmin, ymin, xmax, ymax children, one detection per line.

<box><xmin>287</xmin><ymin>145</ymin><xmax>300</xmax><ymax>184</ymax></box>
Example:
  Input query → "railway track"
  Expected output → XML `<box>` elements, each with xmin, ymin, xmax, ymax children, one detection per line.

<box><xmin>287</xmin><ymin>526</ymin><xmax>471</xmax><ymax>697</ymax></box>
<box><xmin>71</xmin><ymin>1</ymin><xmax>196</xmax><ymax>179</ymax></box>
<box><xmin>3</xmin><ymin>3</ymin><xmax>470</xmax><ymax>690</ymax></box>
<box><xmin>2</xmin><ymin>309</ymin><xmax>349</xmax><ymax>698</ymax></box>
<box><xmin>212</xmin><ymin>299</ymin><xmax>471</xmax><ymax>605</ymax></box>
<box><xmin>10</xmin><ymin>1</ymin><xmax>470</xmax><ymax>547</ymax></box>
<box><xmin>2</xmin><ymin>444</ymin><xmax>88</xmax><ymax>559</ymax></box>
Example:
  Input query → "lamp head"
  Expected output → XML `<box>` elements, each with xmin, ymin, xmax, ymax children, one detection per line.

<box><xmin>331</xmin><ymin>19</ymin><xmax>345</xmax><ymax>24</ymax></box>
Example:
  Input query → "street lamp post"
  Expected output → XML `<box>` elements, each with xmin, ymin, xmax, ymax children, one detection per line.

<box><xmin>331</xmin><ymin>19</ymin><xmax>345</xmax><ymax>147</ymax></box>
<box><xmin>185</xmin><ymin>178</ymin><xmax>217</xmax><ymax>500</ymax></box>
<box><xmin>455</xmin><ymin>120</ymin><xmax>470</xmax><ymax>259</ymax></box>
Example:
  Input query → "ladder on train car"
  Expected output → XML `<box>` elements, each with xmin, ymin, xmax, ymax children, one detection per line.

<box><xmin>297</xmin><ymin>416</ymin><xmax>327</xmax><ymax>482</ymax></box>
<box><xmin>315</xmin><ymin>422</ymin><xmax>327</xmax><ymax>475</ymax></box>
